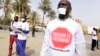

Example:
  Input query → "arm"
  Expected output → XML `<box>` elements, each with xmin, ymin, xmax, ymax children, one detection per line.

<box><xmin>75</xmin><ymin>25</ymin><xmax>86</xmax><ymax>56</ymax></box>
<box><xmin>18</xmin><ymin>23</ymin><xmax>29</xmax><ymax>34</ymax></box>
<box><xmin>9</xmin><ymin>27</ymin><xmax>12</xmax><ymax>31</ymax></box>
<box><xmin>9</xmin><ymin>21</ymin><xmax>14</xmax><ymax>32</ymax></box>
<box><xmin>40</xmin><ymin>28</ymin><xmax>50</xmax><ymax>56</ymax></box>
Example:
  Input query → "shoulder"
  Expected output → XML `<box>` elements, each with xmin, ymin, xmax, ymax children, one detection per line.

<box><xmin>47</xmin><ymin>19</ymin><xmax>58</xmax><ymax>26</ymax></box>
<box><xmin>69</xmin><ymin>18</ymin><xmax>81</xmax><ymax>27</ymax></box>
<box><xmin>24</xmin><ymin>22</ymin><xmax>29</xmax><ymax>26</ymax></box>
<box><xmin>68</xmin><ymin>18</ymin><xmax>82</xmax><ymax>31</ymax></box>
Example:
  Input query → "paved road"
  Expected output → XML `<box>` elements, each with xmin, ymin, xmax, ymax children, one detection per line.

<box><xmin>0</xmin><ymin>30</ymin><xmax>100</xmax><ymax>56</ymax></box>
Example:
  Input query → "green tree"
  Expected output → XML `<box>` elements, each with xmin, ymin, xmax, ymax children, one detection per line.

<box><xmin>38</xmin><ymin>0</ymin><xmax>51</xmax><ymax>29</ymax></box>
<box><xmin>74</xmin><ymin>19</ymin><xmax>82</xmax><ymax>25</ymax></box>
<box><xmin>12</xmin><ymin>0</ymin><xmax>30</xmax><ymax>17</ymax></box>
<box><xmin>47</xmin><ymin>10</ymin><xmax>56</xmax><ymax>21</ymax></box>
<box><xmin>0</xmin><ymin>0</ymin><xmax>12</xmax><ymax>26</ymax></box>
<box><xmin>28</xmin><ymin>11</ymin><xmax>39</xmax><ymax>27</ymax></box>
<box><xmin>0</xmin><ymin>17</ymin><xmax>3</xmax><ymax>25</ymax></box>
<box><xmin>2</xmin><ymin>17</ymin><xmax>11</xmax><ymax>25</ymax></box>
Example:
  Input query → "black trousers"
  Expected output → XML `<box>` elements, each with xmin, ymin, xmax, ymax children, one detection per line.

<box><xmin>32</xmin><ymin>31</ymin><xmax>35</xmax><ymax>37</ymax></box>
<box><xmin>91</xmin><ymin>39</ymin><xmax>97</xmax><ymax>50</ymax></box>
<box><xmin>97</xmin><ymin>40</ymin><xmax>99</xmax><ymax>49</ymax></box>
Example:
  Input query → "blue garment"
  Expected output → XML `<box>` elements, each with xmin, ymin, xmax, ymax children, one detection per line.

<box><xmin>23</xmin><ymin>30</ymin><xmax>29</xmax><ymax>34</ymax></box>
<box><xmin>16</xmin><ymin>39</ymin><xmax>26</xmax><ymax>56</ymax></box>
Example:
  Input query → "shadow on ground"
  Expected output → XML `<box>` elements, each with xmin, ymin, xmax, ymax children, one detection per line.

<box><xmin>12</xmin><ymin>46</ymin><xmax>35</xmax><ymax>56</ymax></box>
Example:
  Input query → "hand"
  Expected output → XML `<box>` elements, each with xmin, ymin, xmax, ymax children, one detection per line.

<box><xmin>18</xmin><ymin>28</ymin><xmax>23</xmax><ymax>31</ymax></box>
<box><xmin>15</xmin><ymin>31</ymin><xmax>19</xmax><ymax>33</ymax></box>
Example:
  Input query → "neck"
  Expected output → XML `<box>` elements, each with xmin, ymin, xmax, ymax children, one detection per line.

<box><xmin>14</xmin><ymin>21</ymin><xmax>18</xmax><ymax>22</ymax></box>
<box><xmin>59</xmin><ymin>15</ymin><xmax>69</xmax><ymax>20</ymax></box>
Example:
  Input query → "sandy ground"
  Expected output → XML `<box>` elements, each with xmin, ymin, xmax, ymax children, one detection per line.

<box><xmin>0</xmin><ymin>30</ymin><xmax>100</xmax><ymax>56</ymax></box>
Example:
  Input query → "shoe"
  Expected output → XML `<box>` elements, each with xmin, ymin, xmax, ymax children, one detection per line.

<box><xmin>8</xmin><ymin>55</ymin><xmax>11</xmax><ymax>56</ymax></box>
<box><xmin>16</xmin><ymin>53</ymin><xmax>19</xmax><ymax>56</ymax></box>
<box><xmin>91</xmin><ymin>49</ymin><xmax>95</xmax><ymax>51</ymax></box>
<box><xmin>97</xmin><ymin>48</ymin><xmax>100</xmax><ymax>50</ymax></box>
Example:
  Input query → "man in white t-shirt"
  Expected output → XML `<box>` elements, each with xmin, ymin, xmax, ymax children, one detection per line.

<box><xmin>91</xmin><ymin>28</ymin><xmax>98</xmax><ymax>51</ymax></box>
<box><xmin>8</xmin><ymin>16</ymin><xmax>19</xmax><ymax>56</ymax></box>
<box><xmin>40</xmin><ymin>0</ymin><xmax>86</xmax><ymax>56</ymax></box>
<box><xmin>16</xmin><ymin>15</ymin><xmax>29</xmax><ymax>56</ymax></box>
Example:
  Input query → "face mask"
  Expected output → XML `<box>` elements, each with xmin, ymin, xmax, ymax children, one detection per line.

<box><xmin>21</xmin><ymin>18</ymin><xmax>25</xmax><ymax>22</ymax></box>
<box><xmin>58</xmin><ymin>8</ymin><xmax>67</xmax><ymax>15</ymax></box>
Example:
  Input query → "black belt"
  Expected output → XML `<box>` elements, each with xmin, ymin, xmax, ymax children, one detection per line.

<box><xmin>50</xmin><ymin>46</ymin><xmax>70</xmax><ymax>52</ymax></box>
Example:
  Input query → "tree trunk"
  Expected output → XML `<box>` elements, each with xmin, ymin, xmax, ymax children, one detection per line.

<box><xmin>41</xmin><ymin>11</ymin><xmax>45</xmax><ymax>31</ymax></box>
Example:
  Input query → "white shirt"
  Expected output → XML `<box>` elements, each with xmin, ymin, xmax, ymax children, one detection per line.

<box><xmin>17</xmin><ymin>22</ymin><xmax>29</xmax><ymax>40</ymax></box>
<box><xmin>10</xmin><ymin>21</ymin><xmax>19</xmax><ymax>35</ymax></box>
<box><xmin>40</xmin><ymin>18</ymin><xmax>86</xmax><ymax>56</ymax></box>
<box><xmin>92</xmin><ymin>30</ymin><xmax>97</xmax><ymax>40</ymax></box>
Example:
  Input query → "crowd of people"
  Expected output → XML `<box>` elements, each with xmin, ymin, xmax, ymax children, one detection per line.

<box><xmin>7</xmin><ymin>0</ymin><xmax>100</xmax><ymax>56</ymax></box>
<box><xmin>8</xmin><ymin>15</ymin><xmax>29</xmax><ymax>56</ymax></box>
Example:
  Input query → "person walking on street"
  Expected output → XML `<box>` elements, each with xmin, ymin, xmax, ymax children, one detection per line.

<box><xmin>91</xmin><ymin>27</ymin><xmax>98</xmax><ymax>51</ymax></box>
<box><xmin>8</xmin><ymin>16</ymin><xmax>19</xmax><ymax>56</ymax></box>
<box><xmin>32</xmin><ymin>26</ymin><xmax>35</xmax><ymax>37</ymax></box>
<box><xmin>16</xmin><ymin>15</ymin><xmax>29</xmax><ymax>56</ymax></box>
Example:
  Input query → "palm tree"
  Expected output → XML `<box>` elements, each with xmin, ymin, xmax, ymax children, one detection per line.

<box><xmin>12</xmin><ymin>0</ymin><xmax>20</xmax><ymax>15</ymax></box>
<box><xmin>0</xmin><ymin>0</ymin><xmax>3</xmax><ymax>9</ymax></box>
<box><xmin>74</xmin><ymin>19</ymin><xmax>83</xmax><ymax>25</ymax></box>
<box><xmin>0</xmin><ymin>0</ymin><xmax>12</xmax><ymax>26</ymax></box>
<box><xmin>28</xmin><ymin>11</ymin><xmax>39</xmax><ymax>27</ymax></box>
<box><xmin>47</xmin><ymin>10</ymin><xmax>56</xmax><ymax>21</ymax></box>
<box><xmin>38</xmin><ymin>0</ymin><xmax>51</xmax><ymax>29</ymax></box>
<box><xmin>0</xmin><ymin>0</ymin><xmax>12</xmax><ymax>18</ymax></box>
<box><xmin>12</xmin><ymin>0</ymin><xmax>30</xmax><ymax>17</ymax></box>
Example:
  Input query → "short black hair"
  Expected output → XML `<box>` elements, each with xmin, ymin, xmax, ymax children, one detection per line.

<box><xmin>93</xmin><ymin>27</ymin><xmax>97</xmax><ymax>32</ymax></box>
<box><xmin>14</xmin><ymin>16</ymin><xmax>19</xmax><ymax>19</ymax></box>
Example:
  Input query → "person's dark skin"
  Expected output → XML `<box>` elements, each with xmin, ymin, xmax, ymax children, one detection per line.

<box><xmin>14</xmin><ymin>16</ymin><xmax>19</xmax><ymax>22</ymax></box>
<box><xmin>58</xmin><ymin>0</ymin><xmax>72</xmax><ymax>20</ymax></box>
<box><xmin>9</xmin><ymin>16</ymin><xmax>19</xmax><ymax>31</ymax></box>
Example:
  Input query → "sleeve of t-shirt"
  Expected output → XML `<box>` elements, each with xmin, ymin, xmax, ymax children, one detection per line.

<box><xmin>75</xmin><ymin>24</ymin><xmax>85</xmax><ymax>44</ymax></box>
<box><xmin>40</xmin><ymin>28</ymin><xmax>50</xmax><ymax>56</ymax></box>
<box><xmin>75</xmin><ymin>24</ymin><xmax>86</xmax><ymax>56</ymax></box>
<box><xmin>10</xmin><ymin>21</ymin><xmax>14</xmax><ymax>31</ymax></box>
<box><xmin>23</xmin><ymin>23</ymin><xmax>29</xmax><ymax>34</ymax></box>
<box><xmin>25</xmin><ymin>23</ymin><xmax>29</xmax><ymax>31</ymax></box>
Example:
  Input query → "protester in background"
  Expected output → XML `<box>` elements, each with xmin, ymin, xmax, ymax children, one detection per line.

<box><xmin>91</xmin><ymin>27</ymin><xmax>98</xmax><ymax>51</ymax></box>
<box><xmin>8</xmin><ymin>16</ymin><xmax>19</xmax><ymax>56</ymax></box>
<box><xmin>16</xmin><ymin>15</ymin><xmax>29</xmax><ymax>56</ymax></box>
<box><xmin>32</xmin><ymin>26</ymin><xmax>35</xmax><ymax>37</ymax></box>
<box><xmin>40</xmin><ymin>0</ymin><xmax>86</xmax><ymax>56</ymax></box>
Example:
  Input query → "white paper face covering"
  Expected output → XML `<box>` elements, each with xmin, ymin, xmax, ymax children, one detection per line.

<box><xmin>58</xmin><ymin>8</ymin><xmax>67</xmax><ymax>15</ymax></box>
<box><xmin>21</xmin><ymin>18</ymin><xmax>25</xmax><ymax>22</ymax></box>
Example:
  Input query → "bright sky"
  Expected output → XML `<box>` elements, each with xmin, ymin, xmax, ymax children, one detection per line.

<box><xmin>30</xmin><ymin>0</ymin><xmax>100</xmax><ymax>27</ymax></box>
<box><xmin>0</xmin><ymin>0</ymin><xmax>100</xmax><ymax>27</ymax></box>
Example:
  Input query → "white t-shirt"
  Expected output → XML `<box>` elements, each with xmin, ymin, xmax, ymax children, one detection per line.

<box><xmin>10</xmin><ymin>21</ymin><xmax>19</xmax><ymax>35</ymax></box>
<box><xmin>40</xmin><ymin>18</ymin><xmax>86</xmax><ymax>56</ymax></box>
<box><xmin>91</xmin><ymin>30</ymin><xmax>97</xmax><ymax>40</ymax></box>
<box><xmin>17</xmin><ymin>22</ymin><xmax>29</xmax><ymax>40</ymax></box>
